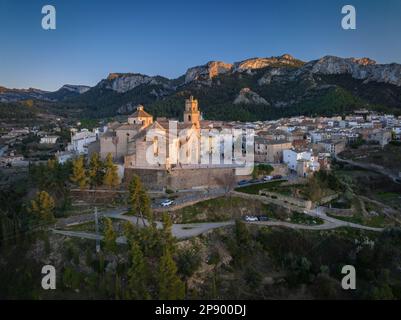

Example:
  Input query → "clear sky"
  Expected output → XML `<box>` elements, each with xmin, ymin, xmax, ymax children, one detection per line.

<box><xmin>1</xmin><ymin>0</ymin><xmax>401</xmax><ymax>91</ymax></box>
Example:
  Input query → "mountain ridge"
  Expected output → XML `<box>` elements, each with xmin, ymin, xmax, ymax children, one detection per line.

<box><xmin>1</xmin><ymin>54</ymin><xmax>401</xmax><ymax>121</ymax></box>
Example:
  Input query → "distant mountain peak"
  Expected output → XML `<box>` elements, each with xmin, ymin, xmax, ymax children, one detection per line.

<box><xmin>184</xmin><ymin>54</ymin><xmax>304</xmax><ymax>84</ymax></box>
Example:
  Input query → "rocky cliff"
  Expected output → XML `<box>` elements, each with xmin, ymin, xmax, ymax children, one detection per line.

<box><xmin>185</xmin><ymin>61</ymin><xmax>233</xmax><ymax>83</ymax></box>
<box><xmin>2</xmin><ymin>54</ymin><xmax>401</xmax><ymax>121</ymax></box>
<box><xmin>99</xmin><ymin>73</ymin><xmax>172</xmax><ymax>93</ymax></box>
<box><xmin>304</xmin><ymin>56</ymin><xmax>401</xmax><ymax>86</ymax></box>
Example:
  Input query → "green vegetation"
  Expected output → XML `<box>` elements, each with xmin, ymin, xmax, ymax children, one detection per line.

<box><xmin>127</xmin><ymin>174</ymin><xmax>151</xmax><ymax>221</ymax></box>
<box><xmin>334</xmin><ymin>165</ymin><xmax>401</xmax><ymax>211</ymax></box>
<box><xmin>252</xmin><ymin>164</ymin><xmax>274</xmax><ymax>179</ymax></box>
<box><xmin>200</xmin><ymin>225</ymin><xmax>401</xmax><ymax>299</ymax></box>
<box><xmin>65</xmin><ymin>221</ymin><xmax>96</xmax><ymax>232</ymax></box>
<box><xmin>0</xmin><ymin>101</ymin><xmax>41</xmax><ymax>122</ymax></box>
<box><xmin>0</xmin><ymin>174</ymin><xmax>191</xmax><ymax>299</ymax></box>
<box><xmin>28</xmin><ymin>191</ymin><xmax>56</xmax><ymax>224</ymax></box>
<box><xmin>88</xmin><ymin>152</ymin><xmax>104</xmax><ymax>187</ymax></box>
<box><xmin>235</xmin><ymin>180</ymin><xmax>285</xmax><ymax>194</ymax></box>
<box><xmin>103</xmin><ymin>153</ymin><xmax>120</xmax><ymax>188</ymax></box>
<box><xmin>327</xmin><ymin>213</ymin><xmax>387</xmax><ymax>228</ymax></box>
<box><xmin>290</xmin><ymin>212</ymin><xmax>324</xmax><ymax>225</ymax></box>
<box><xmin>29</xmin><ymin>159</ymin><xmax>73</xmax><ymax>214</ymax></box>
<box><xmin>70</xmin><ymin>156</ymin><xmax>88</xmax><ymax>189</ymax></box>
<box><xmin>103</xmin><ymin>217</ymin><xmax>118</xmax><ymax>253</ymax></box>
<box><xmin>173</xmin><ymin>196</ymin><xmax>267</xmax><ymax>223</ymax></box>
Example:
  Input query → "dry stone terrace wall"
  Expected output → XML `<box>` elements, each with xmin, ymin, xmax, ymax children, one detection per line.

<box><xmin>124</xmin><ymin>167</ymin><xmax>236</xmax><ymax>191</ymax></box>
<box><xmin>319</xmin><ymin>193</ymin><xmax>340</xmax><ymax>205</ymax></box>
<box><xmin>323</xmin><ymin>207</ymin><xmax>354</xmax><ymax>217</ymax></box>
<box><xmin>230</xmin><ymin>190</ymin><xmax>313</xmax><ymax>211</ymax></box>
<box><xmin>70</xmin><ymin>189</ymin><xmax>128</xmax><ymax>204</ymax></box>
<box><xmin>258</xmin><ymin>190</ymin><xmax>313</xmax><ymax>210</ymax></box>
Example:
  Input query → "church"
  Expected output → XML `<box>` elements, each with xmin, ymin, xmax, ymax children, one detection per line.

<box><xmin>99</xmin><ymin>97</ymin><xmax>248</xmax><ymax>191</ymax></box>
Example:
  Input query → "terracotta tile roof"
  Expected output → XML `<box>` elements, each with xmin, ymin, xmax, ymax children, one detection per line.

<box><xmin>129</xmin><ymin>106</ymin><xmax>153</xmax><ymax>118</ymax></box>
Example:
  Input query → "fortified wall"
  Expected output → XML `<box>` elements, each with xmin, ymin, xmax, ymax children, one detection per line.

<box><xmin>124</xmin><ymin>167</ymin><xmax>237</xmax><ymax>191</ymax></box>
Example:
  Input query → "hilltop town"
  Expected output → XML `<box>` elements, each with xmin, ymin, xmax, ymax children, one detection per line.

<box><xmin>2</xmin><ymin>97</ymin><xmax>400</xmax><ymax>187</ymax></box>
<box><xmin>1</xmin><ymin>96</ymin><xmax>401</xmax><ymax>300</ymax></box>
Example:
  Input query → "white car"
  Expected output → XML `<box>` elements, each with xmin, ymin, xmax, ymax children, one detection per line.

<box><xmin>263</xmin><ymin>176</ymin><xmax>273</xmax><ymax>181</ymax></box>
<box><xmin>243</xmin><ymin>215</ymin><xmax>259</xmax><ymax>222</ymax></box>
<box><xmin>161</xmin><ymin>199</ymin><xmax>174</xmax><ymax>207</ymax></box>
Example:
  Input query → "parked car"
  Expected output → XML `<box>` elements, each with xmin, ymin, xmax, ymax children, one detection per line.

<box><xmin>249</xmin><ymin>179</ymin><xmax>261</xmax><ymax>184</ymax></box>
<box><xmin>272</xmin><ymin>175</ymin><xmax>283</xmax><ymax>180</ymax></box>
<box><xmin>263</xmin><ymin>176</ymin><xmax>273</xmax><ymax>181</ymax></box>
<box><xmin>257</xmin><ymin>215</ymin><xmax>269</xmax><ymax>221</ymax></box>
<box><xmin>238</xmin><ymin>180</ymin><xmax>249</xmax><ymax>186</ymax></box>
<box><xmin>243</xmin><ymin>215</ymin><xmax>259</xmax><ymax>222</ymax></box>
<box><xmin>161</xmin><ymin>199</ymin><xmax>174</xmax><ymax>207</ymax></box>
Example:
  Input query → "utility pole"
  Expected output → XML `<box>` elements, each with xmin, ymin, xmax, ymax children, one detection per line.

<box><xmin>94</xmin><ymin>206</ymin><xmax>100</xmax><ymax>253</ymax></box>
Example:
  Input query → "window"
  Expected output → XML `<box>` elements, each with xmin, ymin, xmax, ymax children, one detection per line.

<box><xmin>153</xmin><ymin>136</ymin><xmax>159</xmax><ymax>156</ymax></box>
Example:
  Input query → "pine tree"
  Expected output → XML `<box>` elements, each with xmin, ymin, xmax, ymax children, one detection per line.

<box><xmin>29</xmin><ymin>191</ymin><xmax>56</xmax><ymax>223</ymax></box>
<box><xmin>70</xmin><ymin>156</ymin><xmax>88</xmax><ymax>189</ymax></box>
<box><xmin>139</xmin><ymin>189</ymin><xmax>152</xmax><ymax>220</ymax></box>
<box><xmin>161</xmin><ymin>213</ymin><xmax>175</xmax><ymax>252</ymax></box>
<box><xmin>127</xmin><ymin>241</ymin><xmax>150</xmax><ymax>299</ymax></box>
<box><xmin>88</xmin><ymin>152</ymin><xmax>104</xmax><ymax>188</ymax></box>
<box><xmin>128</xmin><ymin>175</ymin><xmax>152</xmax><ymax>225</ymax></box>
<box><xmin>103</xmin><ymin>217</ymin><xmax>117</xmax><ymax>253</ymax></box>
<box><xmin>128</xmin><ymin>175</ymin><xmax>141</xmax><ymax>217</ymax></box>
<box><xmin>103</xmin><ymin>153</ymin><xmax>119</xmax><ymax>188</ymax></box>
<box><xmin>123</xmin><ymin>221</ymin><xmax>136</xmax><ymax>244</ymax></box>
<box><xmin>158</xmin><ymin>248</ymin><xmax>185</xmax><ymax>300</ymax></box>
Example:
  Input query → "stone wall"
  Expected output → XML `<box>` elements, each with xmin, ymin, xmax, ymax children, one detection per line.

<box><xmin>319</xmin><ymin>193</ymin><xmax>339</xmax><ymax>205</ymax></box>
<box><xmin>71</xmin><ymin>189</ymin><xmax>128</xmax><ymax>204</ymax></box>
<box><xmin>270</xmin><ymin>163</ymin><xmax>289</xmax><ymax>176</ymax></box>
<box><xmin>124</xmin><ymin>167</ymin><xmax>236</xmax><ymax>191</ymax></box>
<box><xmin>259</xmin><ymin>190</ymin><xmax>313</xmax><ymax>210</ymax></box>
<box><xmin>323</xmin><ymin>207</ymin><xmax>354</xmax><ymax>217</ymax></box>
<box><xmin>230</xmin><ymin>190</ymin><xmax>312</xmax><ymax>211</ymax></box>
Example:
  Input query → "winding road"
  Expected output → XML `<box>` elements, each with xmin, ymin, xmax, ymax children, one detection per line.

<box><xmin>52</xmin><ymin>204</ymin><xmax>383</xmax><ymax>243</ymax></box>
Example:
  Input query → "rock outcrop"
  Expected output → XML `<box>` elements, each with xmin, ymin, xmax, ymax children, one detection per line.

<box><xmin>185</xmin><ymin>61</ymin><xmax>233</xmax><ymax>83</ymax></box>
<box><xmin>305</xmin><ymin>56</ymin><xmax>401</xmax><ymax>86</ymax></box>
<box><xmin>101</xmin><ymin>73</ymin><xmax>168</xmax><ymax>93</ymax></box>
<box><xmin>234</xmin><ymin>88</ymin><xmax>269</xmax><ymax>105</ymax></box>
<box><xmin>234</xmin><ymin>54</ymin><xmax>302</xmax><ymax>72</ymax></box>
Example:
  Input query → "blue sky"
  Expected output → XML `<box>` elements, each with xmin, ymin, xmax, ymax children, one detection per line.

<box><xmin>0</xmin><ymin>0</ymin><xmax>401</xmax><ymax>91</ymax></box>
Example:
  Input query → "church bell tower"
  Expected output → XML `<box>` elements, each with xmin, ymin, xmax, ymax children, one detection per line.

<box><xmin>183</xmin><ymin>96</ymin><xmax>200</xmax><ymax>128</ymax></box>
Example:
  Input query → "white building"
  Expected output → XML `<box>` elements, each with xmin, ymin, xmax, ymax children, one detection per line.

<box><xmin>283</xmin><ymin>149</ymin><xmax>312</xmax><ymax>171</ymax></box>
<box><xmin>67</xmin><ymin>129</ymin><xmax>98</xmax><ymax>154</ymax></box>
<box><xmin>283</xmin><ymin>149</ymin><xmax>320</xmax><ymax>177</ymax></box>
<box><xmin>55</xmin><ymin>151</ymin><xmax>75</xmax><ymax>164</ymax></box>
<box><xmin>40</xmin><ymin>135</ymin><xmax>59</xmax><ymax>144</ymax></box>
